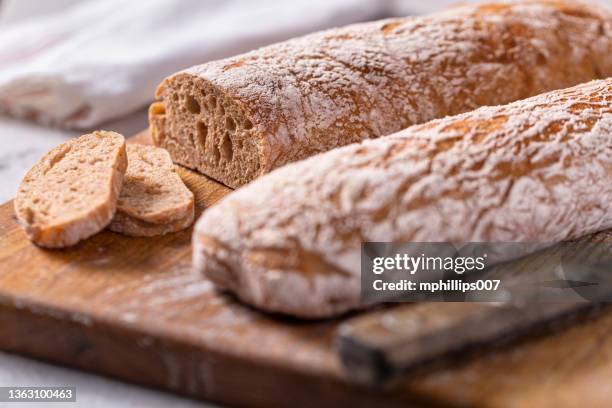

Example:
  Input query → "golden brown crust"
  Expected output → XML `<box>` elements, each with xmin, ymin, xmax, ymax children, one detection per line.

<box><xmin>152</xmin><ymin>0</ymin><xmax>612</xmax><ymax>187</ymax></box>
<box><xmin>194</xmin><ymin>78</ymin><xmax>612</xmax><ymax>318</ymax></box>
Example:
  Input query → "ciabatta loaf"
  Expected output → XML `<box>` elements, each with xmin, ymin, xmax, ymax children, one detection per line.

<box><xmin>152</xmin><ymin>0</ymin><xmax>612</xmax><ymax>188</ymax></box>
<box><xmin>193</xmin><ymin>79</ymin><xmax>612</xmax><ymax>318</ymax></box>
<box><xmin>108</xmin><ymin>144</ymin><xmax>194</xmax><ymax>237</ymax></box>
<box><xmin>15</xmin><ymin>131</ymin><xmax>127</xmax><ymax>248</ymax></box>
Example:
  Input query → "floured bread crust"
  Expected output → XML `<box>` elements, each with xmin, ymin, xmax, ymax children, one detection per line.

<box><xmin>108</xmin><ymin>144</ymin><xmax>194</xmax><ymax>237</ymax></box>
<box><xmin>193</xmin><ymin>79</ymin><xmax>612</xmax><ymax>318</ymax></box>
<box><xmin>152</xmin><ymin>0</ymin><xmax>612</xmax><ymax>187</ymax></box>
<box><xmin>14</xmin><ymin>131</ymin><xmax>127</xmax><ymax>248</ymax></box>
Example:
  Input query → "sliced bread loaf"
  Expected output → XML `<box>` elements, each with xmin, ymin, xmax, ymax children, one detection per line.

<box><xmin>108</xmin><ymin>144</ymin><xmax>194</xmax><ymax>236</ymax></box>
<box><xmin>14</xmin><ymin>131</ymin><xmax>127</xmax><ymax>248</ymax></box>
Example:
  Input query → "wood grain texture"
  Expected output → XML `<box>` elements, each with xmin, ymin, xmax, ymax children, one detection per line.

<box><xmin>1</xmin><ymin>131</ymin><xmax>612</xmax><ymax>407</ymax></box>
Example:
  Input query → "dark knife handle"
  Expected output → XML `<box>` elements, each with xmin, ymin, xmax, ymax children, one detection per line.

<box><xmin>336</xmin><ymin>301</ymin><xmax>599</xmax><ymax>387</ymax></box>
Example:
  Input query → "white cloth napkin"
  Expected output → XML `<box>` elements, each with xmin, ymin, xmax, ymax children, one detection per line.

<box><xmin>0</xmin><ymin>0</ymin><xmax>387</xmax><ymax>128</ymax></box>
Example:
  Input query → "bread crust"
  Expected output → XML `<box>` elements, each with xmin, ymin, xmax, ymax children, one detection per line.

<box><xmin>109</xmin><ymin>208</ymin><xmax>194</xmax><ymax>237</ymax></box>
<box><xmin>152</xmin><ymin>0</ymin><xmax>612</xmax><ymax>187</ymax></box>
<box><xmin>108</xmin><ymin>144</ymin><xmax>195</xmax><ymax>237</ymax></box>
<box><xmin>14</xmin><ymin>131</ymin><xmax>127</xmax><ymax>248</ymax></box>
<box><xmin>193</xmin><ymin>79</ymin><xmax>612</xmax><ymax>318</ymax></box>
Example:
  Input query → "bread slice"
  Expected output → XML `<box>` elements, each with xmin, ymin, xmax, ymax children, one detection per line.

<box><xmin>14</xmin><ymin>131</ymin><xmax>127</xmax><ymax>248</ymax></box>
<box><xmin>151</xmin><ymin>0</ymin><xmax>612</xmax><ymax>188</ymax></box>
<box><xmin>108</xmin><ymin>144</ymin><xmax>194</xmax><ymax>237</ymax></box>
<box><xmin>193</xmin><ymin>78</ymin><xmax>612</xmax><ymax>318</ymax></box>
<box><xmin>109</xmin><ymin>210</ymin><xmax>194</xmax><ymax>237</ymax></box>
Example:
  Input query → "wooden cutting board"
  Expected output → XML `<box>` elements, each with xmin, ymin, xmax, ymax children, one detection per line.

<box><xmin>1</xmin><ymin>131</ymin><xmax>612</xmax><ymax>407</ymax></box>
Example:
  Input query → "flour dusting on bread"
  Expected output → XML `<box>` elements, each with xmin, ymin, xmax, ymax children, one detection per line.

<box><xmin>153</xmin><ymin>0</ymin><xmax>612</xmax><ymax>187</ymax></box>
<box><xmin>194</xmin><ymin>79</ymin><xmax>612</xmax><ymax>318</ymax></box>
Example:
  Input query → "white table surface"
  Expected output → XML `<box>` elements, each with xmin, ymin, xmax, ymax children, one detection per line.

<box><xmin>0</xmin><ymin>111</ymin><xmax>216</xmax><ymax>407</ymax></box>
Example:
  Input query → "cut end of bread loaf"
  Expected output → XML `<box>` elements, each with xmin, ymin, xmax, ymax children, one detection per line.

<box><xmin>14</xmin><ymin>131</ymin><xmax>127</xmax><ymax>248</ymax></box>
<box><xmin>108</xmin><ymin>144</ymin><xmax>195</xmax><ymax>237</ymax></box>
<box><xmin>150</xmin><ymin>75</ymin><xmax>264</xmax><ymax>188</ymax></box>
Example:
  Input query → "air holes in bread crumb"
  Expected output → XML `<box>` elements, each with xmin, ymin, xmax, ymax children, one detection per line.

<box><xmin>212</xmin><ymin>146</ymin><xmax>220</xmax><ymax>164</ymax></box>
<box><xmin>221</xmin><ymin>134</ymin><xmax>233</xmax><ymax>162</ymax></box>
<box><xmin>226</xmin><ymin>117</ymin><xmax>236</xmax><ymax>132</ymax></box>
<box><xmin>23</xmin><ymin>208</ymin><xmax>34</xmax><ymax>224</ymax></box>
<box><xmin>197</xmin><ymin>121</ymin><xmax>208</xmax><ymax>147</ymax></box>
<box><xmin>243</xmin><ymin>119</ymin><xmax>253</xmax><ymax>130</ymax></box>
<box><xmin>185</xmin><ymin>95</ymin><xmax>200</xmax><ymax>114</ymax></box>
<box><xmin>207</xmin><ymin>96</ymin><xmax>217</xmax><ymax>111</ymax></box>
